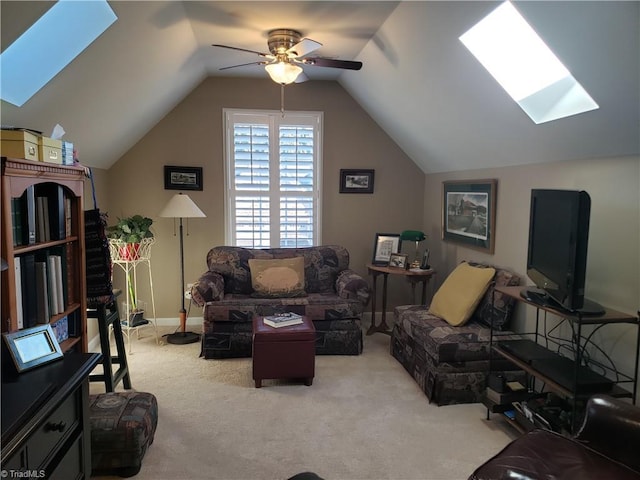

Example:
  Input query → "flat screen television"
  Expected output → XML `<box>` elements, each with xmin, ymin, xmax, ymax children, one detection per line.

<box><xmin>523</xmin><ymin>189</ymin><xmax>604</xmax><ymax>315</ymax></box>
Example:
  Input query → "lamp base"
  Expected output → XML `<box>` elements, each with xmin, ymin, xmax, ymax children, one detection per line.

<box><xmin>166</xmin><ymin>331</ymin><xmax>200</xmax><ymax>345</ymax></box>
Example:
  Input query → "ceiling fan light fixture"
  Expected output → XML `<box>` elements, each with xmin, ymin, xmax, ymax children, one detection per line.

<box><xmin>265</xmin><ymin>61</ymin><xmax>303</xmax><ymax>85</ymax></box>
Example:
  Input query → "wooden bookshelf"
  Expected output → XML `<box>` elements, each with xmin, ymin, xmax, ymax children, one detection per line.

<box><xmin>1</xmin><ymin>157</ymin><xmax>88</xmax><ymax>352</ymax></box>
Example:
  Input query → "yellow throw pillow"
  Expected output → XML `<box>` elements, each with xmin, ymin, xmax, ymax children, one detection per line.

<box><xmin>248</xmin><ymin>257</ymin><xmax>306</xmax><ymax>298</ymax></box>
<box><xmin>428</xmin><ymin>262</ymin><xmax>495</xmax><ymax>326</ymax></box>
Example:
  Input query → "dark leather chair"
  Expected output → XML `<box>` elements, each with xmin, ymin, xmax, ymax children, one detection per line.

<box><xmin>469</xmin><ymin>394</ymin><xmax>640</xmax><ymax>480</ymax></box>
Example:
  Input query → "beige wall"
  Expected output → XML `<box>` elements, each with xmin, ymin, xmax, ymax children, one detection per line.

<box><xmin>424</xmin><ymin>155</ymin><xmax>640</xmax><ymax>398</ymax></box>
<box><xmin>103</xmin><ymin>77</ymin><xmax>425</xmax><ymax>321</ymax></box>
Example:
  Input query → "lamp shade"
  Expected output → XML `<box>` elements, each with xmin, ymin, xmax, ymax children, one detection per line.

<box><xmin>400</xmin><ymin>230</ymin><xmax>426</xmax><ymax>242</ymax></box>
<box><xmin>159</xmin><ymin>193</ymin><xmax>205</xmax><ymax>219</ymax></box>
<box><xmin>265</xmin><ymin>61</ymin><xmax>303</xmax><ymax>85</ymax></box>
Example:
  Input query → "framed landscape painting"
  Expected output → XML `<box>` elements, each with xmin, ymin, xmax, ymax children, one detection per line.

<box><xmin>164</xmin><ymin>165</ymin><xmax>203</xmax><ymax>191</ymax></box>
<box><xmin>442</xmin><ymin>179</ymin><xmax>497</xmax><ymax>254</ymax></box>
<box><xmin>340</xmin><ymin>169</ymin><xmax>375</xmax><ymax>194</ymax></box>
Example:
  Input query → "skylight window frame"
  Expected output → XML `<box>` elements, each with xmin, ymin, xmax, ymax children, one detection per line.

<box><xmin>0</xmin><ymin>0</ymin><xmax>117</xmax><ymax>107</ymax></box>
<box><xmin>459</xmin><ymin>1</ymin><xmax>598</xmax><ymax>124</ymax></box>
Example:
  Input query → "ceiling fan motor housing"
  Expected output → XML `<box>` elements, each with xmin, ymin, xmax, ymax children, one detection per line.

<box><xmin>268</xmin><ymin>29</ymin><xmax>303</xmax><ymax>56</ymax></box>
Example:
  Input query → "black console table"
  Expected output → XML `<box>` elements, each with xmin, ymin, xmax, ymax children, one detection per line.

<box><xmin>1</xmin><ymin>352</ymin><xmax>101</xmax><ymax>479</ymax></box>
<box><xmin>485</xmin><ymin>286</ymin><xmax>639</xmax><ymax>434</ymax></box>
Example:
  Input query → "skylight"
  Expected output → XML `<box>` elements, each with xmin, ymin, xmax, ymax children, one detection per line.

<box><xmin>0</xmin><ymin>0</ymin><xmax>117</xmax><ymax>107</ymax></box>
<box><xmin>459</xmin><ymin>1</ymin><xmax>598</xmax><ymax>124</ymax></box>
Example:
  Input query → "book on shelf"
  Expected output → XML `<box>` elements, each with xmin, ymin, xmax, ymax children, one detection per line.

<box><xmin>263</xmin><ymin>312</ymin><xmax>304</xmax><ymax>328</ymax></box>
<box><xmin>20</xmin><ymin>254</ymin><xmax>37</xmax><ymax>328</ymax></box>
<box><xmin>14</xmin><ymin>260</ymin><xmax>24</xmax><ymax>329</ymax></box>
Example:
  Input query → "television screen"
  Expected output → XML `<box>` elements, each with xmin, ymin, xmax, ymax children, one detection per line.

<box><xmin>525</xmin><ymin>189</ymin><xmax>603</xmax><ymax>315</ymax></box>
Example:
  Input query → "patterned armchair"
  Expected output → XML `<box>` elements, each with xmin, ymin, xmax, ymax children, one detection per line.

<box><xmin>191</xmin><ymin>245</ymin><xmax>370</xmax><ymax>359</ymax></box>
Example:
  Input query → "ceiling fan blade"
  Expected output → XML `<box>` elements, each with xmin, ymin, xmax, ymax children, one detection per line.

<box><xmin>303</xmin><ymin>57</ymin><xmax>363</xmax><ymax>70</ymax></box>
<box><xmin>287</xmin><ymin>38</ymin><xmax>322</xmax><ymax>58</ymax></box>
<box><xmin>212</xmin><ymin>44</ymin><xmax>270</xmax><ymax>57</ymax></box>
<box><xmin>294</xmin><ymin>72</ymin><xmax>310</xmax><ymax>84</ymax></box>
<box><xmin>219</xmin><ymin>61</ymin><xmax>267</xmax><ymax>71</ymax></box>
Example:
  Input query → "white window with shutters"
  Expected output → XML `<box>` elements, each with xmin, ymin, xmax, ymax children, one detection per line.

<box><xmin>224</xmin><ymin>109</ymin><xmax>323</xmax><ymax>248</ymax></box>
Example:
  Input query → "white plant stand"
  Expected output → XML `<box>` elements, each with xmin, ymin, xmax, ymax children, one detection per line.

<box><xmin>109</xmin><ymin>238</ymin><xmax>160</xmax><ymax>352</ymax></box>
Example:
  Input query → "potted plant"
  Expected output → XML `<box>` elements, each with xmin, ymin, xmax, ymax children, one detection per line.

<box><xmin>107</xmin><ymin>215</ymin><xmax>154</xmax><ymax>261</ymax></box>
<box><xmin>107</xmin><ymin>215</ymin><xmax>153</xmax><ymax>327</ymax></box>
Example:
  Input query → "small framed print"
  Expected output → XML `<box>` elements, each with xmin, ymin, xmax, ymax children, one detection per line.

<box><xmin>340</xmin><ymin>169</ymin><xmax>375</xmax><ymax>194</ymax></box>
<box><xmin>164</xmin><ymin>165</ymin><xmax>203</xmax><ymax>191</ymax></box>
<box><xmin>372</xmin><ymin>233</ymin><xmax>400</xmax><ymax>265</ymax></box>
<box><xmin>2</xmin><ymin>325</ymin><xmax>63</xmax><ymax>373</ymax></box>
<box><xmin>389</xmin><ymin>253</ymin><xmax>409</xmax><ymax>269</ymax></box>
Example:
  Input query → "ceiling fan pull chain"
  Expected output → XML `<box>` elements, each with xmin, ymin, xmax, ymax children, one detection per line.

<box><xmin>280</xmin><ymin>84</ymin><xmax>285</xmax><ymax>117</ymax></box>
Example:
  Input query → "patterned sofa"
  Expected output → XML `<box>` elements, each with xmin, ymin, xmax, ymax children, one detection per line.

<box><xmin>191</xmin><ymin>245</ymin><xmax>370</xmax><ymax>359</ymax></box>
<box><xmin>391</xmin><ymin>263</ymin><xmax>524</xmax><ymax>405</ymax></box>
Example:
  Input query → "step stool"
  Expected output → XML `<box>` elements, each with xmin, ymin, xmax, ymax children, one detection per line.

<box><xmin>87</xmin><ymin>293</ymin><xmax>132</xmax><ymax>392</ymax></box>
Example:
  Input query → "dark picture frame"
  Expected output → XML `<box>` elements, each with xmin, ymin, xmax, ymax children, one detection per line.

<box><xmin>164</xmin><ymin>165</ymin><xmax>203</xmax><ymax>191</ymax></box>
<box><xmin>442</xmin><ymin>179</ymin><xmax>497</xmax><ymax>254</ymax></box>
<box><xmin>372</xmin><ymin>233</ymin><xmax>400</xmax><ymax>265</ymax></box>
<box><xmin>340</xmin><ymin>169</ymin><xmax>375</xmax><ymax>194</ymax></box>
<box><xmin>2</xmin><ymin>325</ymin><xmax>63</xmax><ymax>373</ymax></box>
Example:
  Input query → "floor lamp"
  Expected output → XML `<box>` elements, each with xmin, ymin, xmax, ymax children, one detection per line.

<box><xmin>159</xmin><ymin>193</ymin><xmax>205</xmax><ymax>344</ymax></box>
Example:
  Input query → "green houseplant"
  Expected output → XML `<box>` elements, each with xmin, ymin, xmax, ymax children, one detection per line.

<box><xmin>107</xmin><ymin>215</ymin><xmax>154</xmax><ymax>244</ymax></box>
<box><xmin>107</xmin><ymin>215</ymin><xmax>154</xmax><ymax>327</ymax></box>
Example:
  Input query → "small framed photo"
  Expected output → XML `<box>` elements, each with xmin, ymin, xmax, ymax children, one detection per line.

<box><xmin>2</xmin><ymin>325</ymin><xmax>63</xmax><ymax>373</ymax></box>
<box><xmin>164</xmin><ymin>165</ymin><xmax>203</xmax><ymax>191</ymax></box>
<box><xmin>389</xmin><ymin>253</ymin><xmax>409</xmax><ymax>269</ymax></box>
<box><xmin>372</xmin><ymin>233</ymin><xmax>400</xmax><ymax>265</ymax></box>
<box><xmin>340</xmin><ymin>169</ymin><xmax>375</xmax><ymax>194</ymax></box>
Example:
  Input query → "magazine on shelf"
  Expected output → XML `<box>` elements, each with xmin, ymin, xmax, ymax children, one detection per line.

<box><xmin>263</xmin><ymin>312</ymin><xmax>304</xmax><ymax>328</ymax></box>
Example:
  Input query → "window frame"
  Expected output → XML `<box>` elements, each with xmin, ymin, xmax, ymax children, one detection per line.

<box><xmin>223</xmin><ymin>108</ymin><xmax>323</xmax><ymax>248</ymax></box>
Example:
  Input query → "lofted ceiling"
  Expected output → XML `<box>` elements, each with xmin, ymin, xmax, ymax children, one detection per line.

<box><xmin>1</xmin><ymin>1</ymin><xmax>638</xmax><ymax>173</ymax></box>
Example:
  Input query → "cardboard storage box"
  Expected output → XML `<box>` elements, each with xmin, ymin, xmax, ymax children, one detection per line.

<box><xmin>39</xmin><ymin>136</ymin><xmax>63</xmax><ymax>164</ymax></box>
<box><xmin>0</xmin><ymin>129</ymin><xmax>39</xmax><ymax>161</ymax></box>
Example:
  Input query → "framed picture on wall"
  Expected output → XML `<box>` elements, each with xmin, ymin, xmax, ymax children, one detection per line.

<box><xmin>442</xmin><ymin>179</ymin><xmax>497</xmax><ymax>254</ymax></box>
<box><xmin>340</xmin><ymin>169</ymin><xmax>375</xmax><ymax>194</ymax></box>
<box><xmin>164</xmin><ymin>165</ymin><xmax>203</xmax><ymax>191</ymax></box>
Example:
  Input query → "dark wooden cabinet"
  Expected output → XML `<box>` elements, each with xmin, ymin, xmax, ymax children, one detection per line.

<box><xmin>1</xmin><ymin>157</ymin><xmax>88</xmax><ymax>352</ymax></box>
<box><xmin>1</xmin><ymin>353</ymin><xmax>101</xmax><ymax>478</ymax></box>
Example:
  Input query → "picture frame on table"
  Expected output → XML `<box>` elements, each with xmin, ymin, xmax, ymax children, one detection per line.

<box><xmin>389</xmin><ymin>253</ymin><xmax>409</xmax><ymax>269</ymax></box>
<box><xmin>372</xmin><ymin>233</ymin><xmax>400</xmax><ymax>265</ymax></box>
<box><xmin>2</xmin><ymin>325</ymin><xmax>63</xmax><ymax>373</ymax></box>
<box><xmin>164</xmin><ymin>165</ymin><xmax>203</xmax><ymax>191</ymax></box>
<box><xmin>442</xmin><ymin>179</ymin><xmax>497</xmax><ymax>254</ymax></box>
<box><xmin>340</xmin><ymin>169</ymin><xmax>375</xmax><ymax>194</ymax></box>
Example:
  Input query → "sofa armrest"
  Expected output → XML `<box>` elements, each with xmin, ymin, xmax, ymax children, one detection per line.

<box><xmin>190</xmin><ymin>271</ymin><xmax>225</xmax><ymax>306</ymax></box>
<box><xmin>574</xmin><ymin>394</ymin><xmax>640</xmax><ymax>472</ymax></box>
<box><xmin>336</xmin><ymin>269</ymin><xmax>371</xmax><ymax>306</ymax></box>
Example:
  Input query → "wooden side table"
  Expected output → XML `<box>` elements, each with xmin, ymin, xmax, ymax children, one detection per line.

<box><xmin>366</xmin><ymin>264</ymin><xmax>436</xmax><ymax>335</ymax></box>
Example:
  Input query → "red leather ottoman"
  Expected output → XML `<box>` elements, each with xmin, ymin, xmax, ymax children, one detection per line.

<box><xmin>252</xmin><ymin>315</ymin><xmax>316</xmax><ymax>388</ymax></box>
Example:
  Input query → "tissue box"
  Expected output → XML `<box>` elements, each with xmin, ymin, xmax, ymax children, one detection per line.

<box><xmin>39</xmin><ymin>136</ymin><xmax>63</xmax><ymax>164</ymax></box>
<box><xmin>0</xmin><ymin>129</ymin><xmax>39</xmax><ymax>161</ymax></box>
<box><xmin>52</xmin><ymin>316</ymin><xmax>69</xmax><ymax>343</ymax></box>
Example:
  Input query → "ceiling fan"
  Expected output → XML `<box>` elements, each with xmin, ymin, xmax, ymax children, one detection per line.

<box><xmin>212</xmin><ymin>29</ymin><xmax>363</xmax><ymax>85</ymax></box>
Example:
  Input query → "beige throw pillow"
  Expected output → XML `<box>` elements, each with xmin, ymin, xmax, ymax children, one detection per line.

<box><xmin>248</xmin><ymin>257</ymin><xmax>306</xmax><ymax>298</ymax></box>
<box><xmin>428</xmin><ymin>262</ymin><xmax>495</xmax><ymax>326</ymax></box>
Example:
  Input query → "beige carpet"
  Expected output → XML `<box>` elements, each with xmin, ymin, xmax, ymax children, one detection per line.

<box><xmin>90</xmin><ymin>324</ymin><xmax>517</xmax><ymax>480</ymax></box>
